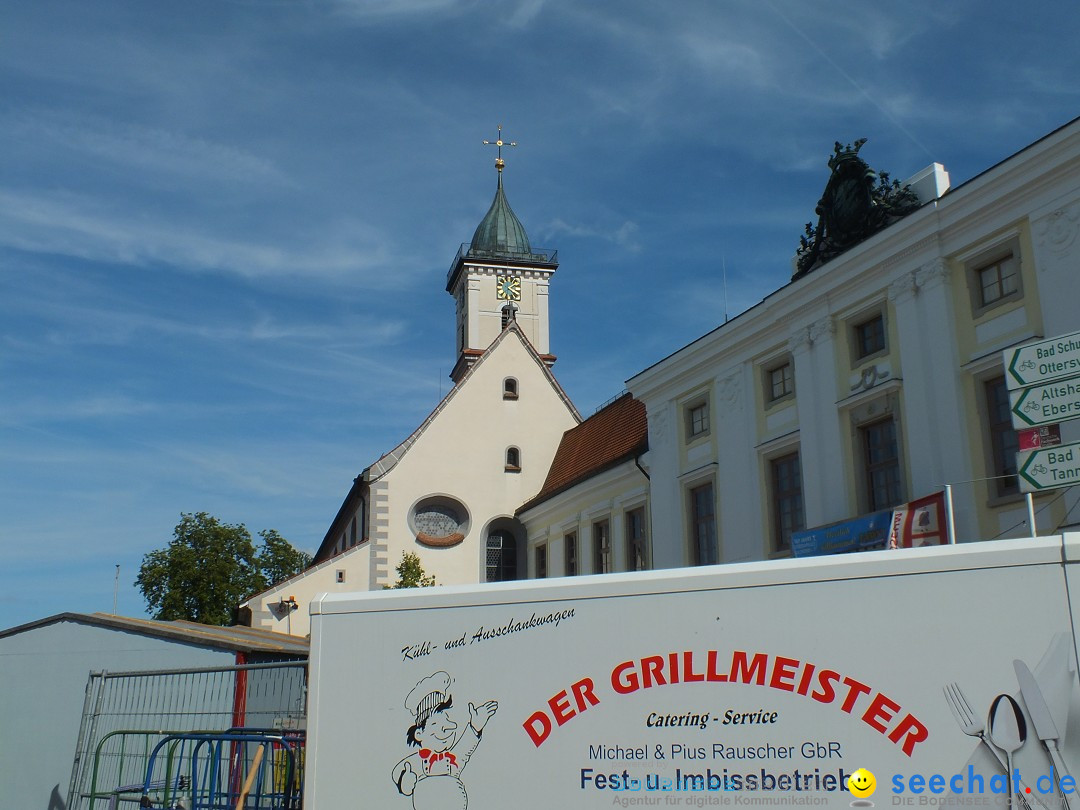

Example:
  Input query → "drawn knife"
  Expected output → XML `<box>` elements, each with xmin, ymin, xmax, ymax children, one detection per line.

<box><xmin>1014</xmin><ymin>659</ymin><xmax>1072</xmax><ymax>806</ymax></box>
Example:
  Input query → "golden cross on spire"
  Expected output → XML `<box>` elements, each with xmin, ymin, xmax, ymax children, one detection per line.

<box><xmin>483</xmin><ymin>124</ymin><xmax>517</xmax><ymax>173</ymax></box>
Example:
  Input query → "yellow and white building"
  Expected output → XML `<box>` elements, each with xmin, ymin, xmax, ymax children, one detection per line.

<box><xmin>523</xmin><ymin>118</ymin><xmax>1080</xmax><ymax>574</ymax></box>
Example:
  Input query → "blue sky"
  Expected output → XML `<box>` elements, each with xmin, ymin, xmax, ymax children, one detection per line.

<box><xmin>3</xmin><ymin>0</ymin><xmax>1079</xmax><ymax>629</ymax></box>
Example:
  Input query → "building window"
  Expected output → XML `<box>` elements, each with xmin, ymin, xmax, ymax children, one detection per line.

<box><xmin>359</xmin><ymin>491</ymin><xmax>369</xmax><ymax>544</ymax></box>
<box><xmin>853</xmin><ymin>312</ymin><xmax>886</xmax><ymax>361</ymax></box>
<box><xmin>535</xmin><ymin>544</ymin><xmax>547</xmax><ymax>578</ymax></box>
<box><xmin>486</xmin><ymin>532</ymin><xmax>518</xmax><ymax>582</ymax></box>
<box><xmin>503</xmin><ymin>377</ymin><xmax>518</xmax><ymax>400</ymax></box>
<box><xmin>505</xmin><ymin>447</ymin><xmax>521</xmax><ymax>472</ymax></box>
<box><xmin>564</xmin><ymin>532</ymin><xmax>577</xmax><ymax>576</ymax></box>
<box><xmin>592</xmin><ymin>520</ymin><xmax>611</xmax><ymax>574</ymax></box>
<box><xmin>770</xmin><ymin>452</ymin><xmax>804</xmax><ymax>552</ymax></box>
<box><xmin>686</xmin><ymin>400</ymin><xmax>710</xmax><ymax>441</ymax></box>
<box><xmin>411</xmin><ymin>496</ymin><xmax>468</xmax><ymax>546</ymax></box>
<box><xmin>862</xmin><ymin>418</ymin><xmax>902</xmax><ymax>511</ymax></box>
<box><xmin>336</xmin><ymin>570</ymin><xmax>346</xmax><ymax>584</ymax></box>
<box><xmin>985</xmin><ymin>376</ymin><xmax>1020</xmax><ymax>497</ymax></box>
<box><xmin>967</xmin><ymin>242</ymin><xmax>1023</xmax><ymax>315</ymax></box>
<box><xmin>689</xmin><ymin>483</ymin><xmax>717</xmax><ymax>566</ymax></box>
<box><xmin>501</xmin><ymin>304</ymin><xmax>517</xmax><ymax>330</ymax></box>
<box><xmin>766</xmin><ymin>360</ymin><xmax>794</xmax><ymax>404</ymax></box>
<box><xmin>349</xmin><ymin>516</ymin><xmax>357</xmax><ymax>547</ymax></box>
<box><xmin>626</xmin><ymin>507</ymin><xmax>648</xmax><ymax>571</ymax></box>
<box><xmin>978</xmin><ymin>256</ymin><xmax>1019</xmax><ymax>307</ymax></box>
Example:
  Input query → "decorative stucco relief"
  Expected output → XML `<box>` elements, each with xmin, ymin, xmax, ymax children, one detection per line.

<box><xmin>1035</xmin><ymin>202</ymin><xmax>1080</xmax><ymax>256</ymax></box>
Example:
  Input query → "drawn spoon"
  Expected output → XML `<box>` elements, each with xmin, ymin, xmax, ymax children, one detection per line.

<box><xmin>988</xmin><ymin>694</ymin><xmax>1027</xmax><ymax>810</ymax></box>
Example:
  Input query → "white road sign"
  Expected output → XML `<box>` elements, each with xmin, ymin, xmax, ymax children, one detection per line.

<box><xmin>1005</xmin><ymin>330</ymin><xmax>1080</xmax><ymax>389</ymax></box>
<box><xmin>1010</xmin><ymin>378</ymin><xmax>1080</xmax><ymax>427</ymax></box>
<box><xmin>1017</xmin><ymin>440</ymin><xmax>1080</xmax><ymax>492</ymax></box>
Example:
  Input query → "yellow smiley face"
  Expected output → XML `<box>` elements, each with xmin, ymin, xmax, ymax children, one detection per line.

<box><xmin>849</xmin><ymin>768</ymin><xmax>877</xmax><ymax>798</ymax></box>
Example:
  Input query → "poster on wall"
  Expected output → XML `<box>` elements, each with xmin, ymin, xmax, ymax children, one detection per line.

<box><xmin>791</xmin><ymin>491</ymin><xmax>947</xmax><ymax>557</ymax></box>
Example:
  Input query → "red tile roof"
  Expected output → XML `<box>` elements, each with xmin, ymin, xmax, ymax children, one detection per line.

<box><xmin>518</xmin><ymin>393</ymin><xmax>648</xmax><ymax>514</ymax></box>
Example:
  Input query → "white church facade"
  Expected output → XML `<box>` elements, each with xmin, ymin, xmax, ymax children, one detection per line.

<box><xmin>241</xmin><ymin>151</ymin><xmax>580</xmax><ymax>635</ymax></box>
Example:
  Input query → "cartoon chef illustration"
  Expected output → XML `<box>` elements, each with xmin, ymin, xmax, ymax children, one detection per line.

<box><xmin>391</xmin><ymin>671</ymin><xmax>498</xmax><ymax>810</ymax></box>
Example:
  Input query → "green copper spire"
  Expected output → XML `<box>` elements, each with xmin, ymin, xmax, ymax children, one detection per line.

<box><xmin>469</xmin><ymin>125</ymin><xmax>532</xmax><ymax>258</ymax></box>
<box><xmin>469</xmin><ymin>171</ymin><xmax>533</xmax><ymax>257</ymax></box>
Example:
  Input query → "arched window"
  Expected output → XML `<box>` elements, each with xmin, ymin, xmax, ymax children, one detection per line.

<box><xmin>503</xmin><ymin>377</ymin><xmax>518</xmax><ymax>400</ymax></box>
<box><xmin>486</xmin><ymin>531</ymin><xmax>518</xmax><ymax>582</ymax></box>
<box><xmin>505</xmin><ymin>446</ymin><xmax>521</xmax><ymax>472</ymax></box>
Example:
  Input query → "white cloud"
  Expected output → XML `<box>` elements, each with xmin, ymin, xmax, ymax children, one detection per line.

<box><xmin>543</xmin><ymin>217</ymin><xmax>641</xmax><ymax>251</ymax></box>
<box><xmin>1</xmin><ymin>110</ymin><xmax>290</xmax><ymax>187</ymax></box>
<box><xmin>328</xmin><ymin>0</ymin><xmax>543</xmax><ymax>26</ymax></box>
<box><xmin>508</xmin><ymin>0</ymin><xmax>545</xmax><ymax>28</ymax></box>
<box><xmin>0</xmin><ymin>189</ymin><xmax>417</xmax><ymax>284</ymax></box>
<box><xmin>329</xmin><ymin>0</ymin><xmax>478</xmax><ymax>19</ymax></box>
<box><xmin>2</xmin><ymin>395</ymin><xmax>158</xmax><ymax>424</ymax></box>
<box><xmin>679</xmin><ymin>34</ymin><xmax>774</xmax><ymax>88</ymax></box>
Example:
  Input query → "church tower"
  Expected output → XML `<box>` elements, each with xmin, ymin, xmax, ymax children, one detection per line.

<box><xmin>446</xmin><ymin>127</ymin><xmax>558</xmax><ymax>383</ymax></box>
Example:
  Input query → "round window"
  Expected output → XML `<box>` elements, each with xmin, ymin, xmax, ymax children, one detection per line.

<box><xmin>410</xmin><ymin>496</ymin><xmax>469</xmax><ymax>547</ymax></box>
<box><xmin>415</xmin><ymin>503</ymin><xmax>460</xmax><ymax>536</ymax></box>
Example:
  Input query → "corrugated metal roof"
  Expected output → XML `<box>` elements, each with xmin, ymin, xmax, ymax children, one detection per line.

<box><xmin>0</xmin><ymin>612</ymin><xmax>309</xmax><ymax>656</ymax></box>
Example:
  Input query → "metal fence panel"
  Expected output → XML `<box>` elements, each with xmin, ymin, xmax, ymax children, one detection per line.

<box><xmin>67</xmin><ymin>662</ymin><xmax>306</xmax><ymax>810</ymax></box>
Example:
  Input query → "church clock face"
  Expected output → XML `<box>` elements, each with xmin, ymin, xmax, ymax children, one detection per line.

<box><xmin>496</xmin><ymin>275</ymin><xmax>521</xmax><ymax>301</ymax></box>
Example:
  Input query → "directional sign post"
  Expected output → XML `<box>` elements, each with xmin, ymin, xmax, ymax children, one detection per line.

<box><xmin>1017</xmin><ymin>441</ymin><xmax>1080</xmax><ymax>492</ymax></box>
<box><xmin>1010</xmin><ymin>379</ymin><xmax>1080</xmax><ymax>427</ymax></box>
<box><xmin>1004</xmin><ymin>329</ymin><xmax>1080</xmax><ymax>389</ymax></box>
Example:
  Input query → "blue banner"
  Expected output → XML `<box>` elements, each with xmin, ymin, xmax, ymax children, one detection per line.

<box><xmin>791</xmin><ymin>510</ymin><xmax>893</xmax><ymax>557</ymax></box>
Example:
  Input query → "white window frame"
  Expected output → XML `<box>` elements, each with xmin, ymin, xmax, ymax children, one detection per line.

<box><xmin>684</xmin><ymin>397</ymin><xmax>711</xmax><ymax>442</ymax></box>
<box><xmin>849</xmin><ymin>306</ymin><xmax>888</xmax><ymax>366</ymax></box>
<box><xmin>624</xmin><ymin>505</ymin><xmax>649</xmax><ymax>571</ymax></box>
<box><xmin>964</xmin><ymin>237</ymin><xmax>1023</xmax><ymax>317</ymax></box>
<box><xmin>763</xmin><ymin>355</ymin><xmax>795</xmax><ymax>406</ymax></box>
<box><xmin>977</xmin><ymin>371</ymin><xmax>1021</xmax><ymax>502</ymax></box>
<box><xmin>563</xmin><ymin>531</ymin><xmax>578</xmax><ymax>576</ymax></box>
<box><xmin>534</xmin><ymin>544</ymin><xmax>547</xmax><ymax>578</ymax></box>
<box><xmin>686</xmin><ymin>478</ymin><xmax>718</xmax><ymax>566</ymax></box>
<box><xmin>505</xmin><ymin>446</ymin><xmax>521</xmax><ymax>472</ymax></box>
<box><xmin>592</xmin><ymin>519</ymin><xmax>611</xmax><ymax>574</ymax></box>
<box><xmin>766</xmin><ymin>447</ymin><xmax>804</xmax><ymax>555</ymax></box>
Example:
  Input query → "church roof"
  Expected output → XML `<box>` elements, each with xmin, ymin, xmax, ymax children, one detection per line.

<box><xmin>518</xmin><ymin>392</ymin><xmax>648</xmax><ymax>514</ymax></box>
<box><xmin>469</xmin><ymin>173</ymin><xmax>532</xmax><ymax>258</ymax></box>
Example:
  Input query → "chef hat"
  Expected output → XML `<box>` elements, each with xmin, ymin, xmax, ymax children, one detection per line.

<box><xmin>405</xmin><ymin>671</ymin><xmax>452</xmax><ymax>726</ymax></box>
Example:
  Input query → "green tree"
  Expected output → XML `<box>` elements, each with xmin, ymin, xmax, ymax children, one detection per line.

<box><xmin>257</xmin><ymin>528</ymin><xmax>313</xmax><ymax>588</ymax></box>
<box><xmin>386</xmin><ymin>551</ymin><xmax>436</xmax><ymax>589</ymax></box>
<box><xmin>136</xmin><ymin>512</ymin><xmax>312</xmax><ymax>625</ymax></box>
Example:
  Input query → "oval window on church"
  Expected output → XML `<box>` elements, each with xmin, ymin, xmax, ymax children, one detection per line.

<box><xmin>410</xmin><ymin>496</ymin><xmax>469</xmax><ymax>548</ymax></box>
